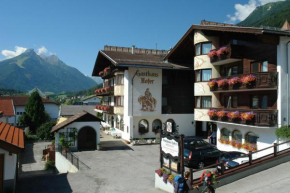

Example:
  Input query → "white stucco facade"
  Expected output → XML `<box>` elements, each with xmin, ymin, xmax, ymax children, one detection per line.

<box><xmin>100</xmin><ymin>67</ymin><xmax>195</xmax><ymax>141</ymax></box>
<box><xmin>0</xmin><ymin>149</ymin><xmax>17</xmax><ymax>181</ymax></box>
<box><xmin>55</xmin><ymin>121</ymin><xmax>101</xmax><ymax>151</ymax></box>
<box><xmin>44</xmin><ymin>103</ymin><xmax>59</xmax><ymax>120</ymax></box>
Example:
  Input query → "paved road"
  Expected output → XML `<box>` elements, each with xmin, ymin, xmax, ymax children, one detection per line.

<box><xmin>216</xmin><ymin>161</ymin><xmax>290</xmax><ymax>193</ymax></box>
<box><xmin>17</xmin><ymin>132</ymin><xmax>164</xmax><ymax>193</ymax></box>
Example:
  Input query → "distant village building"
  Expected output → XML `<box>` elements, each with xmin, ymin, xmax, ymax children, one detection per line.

<box><xmin>0</xmin><ymin>99</ymin><xmax>15</xmax><ymax>125</ymax></box>
<box><xmin>81</xmin><ymin>95</ymin><xmax>100</xmax><ymax>105</ymax></box>
<box><xmin>92</xmin><ymin>45</ymin><xmax>195</xmax><ymax>142</ymax></box>
<box><xmin>0</xmin><ymin>96</ymin><xmax>59</xmax><ymax>125</ymax></box>
<box><xmin>27</xmin><ymin>87</ymin><xmax>47</xmax><ymax>98</ymax></box>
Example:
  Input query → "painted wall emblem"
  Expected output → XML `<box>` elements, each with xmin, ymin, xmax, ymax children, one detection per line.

<box><xmin>138</xmin><ymin>88</ymin><xmax>157</xmax><ymax>111</ymax></box>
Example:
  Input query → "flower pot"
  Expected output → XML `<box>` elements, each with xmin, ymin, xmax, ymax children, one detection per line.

<box><xmin>218</xmin><ymin>53</ymin><xmax>228</xmax><ymax>60</ymax></box>
<box><xmin>210</xmin><ymin>56</ymin><xmax>218</xmax><ymax>63</ymax></box>
<box><xmin>232</xmin><ymin>83</ymin><xmax>241</xmax><ymax>90</ymax></box>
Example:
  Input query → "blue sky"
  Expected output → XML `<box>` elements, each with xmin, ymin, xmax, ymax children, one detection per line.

<box><xmin>0</xmin><ymin>0</ymin><xmax>284</xmax><ymax>76</ymax></box>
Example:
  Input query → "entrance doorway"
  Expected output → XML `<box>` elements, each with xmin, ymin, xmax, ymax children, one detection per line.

<box><xmin>78</xmin><ymin>127</ymin><xmax>97</xmax><ymax>150</ymax></box>
<box><xmin>0</xmin><ymin>154</ymin><xmax>4</xmax><ymax>193</ymax></box>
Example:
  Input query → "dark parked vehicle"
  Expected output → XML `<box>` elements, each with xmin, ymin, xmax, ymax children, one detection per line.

<box><xmin>183</xmin><ymin>138</ymin><xmax>222</xmax><ymax>169</ymax></box>
<box><xmin>216</xmin><ymin>151</ymin><xmax>246</xmax><ymax>171</ymax></box>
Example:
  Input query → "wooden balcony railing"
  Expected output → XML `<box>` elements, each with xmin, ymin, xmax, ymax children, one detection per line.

<box><xmin>209</xmin><ymin>72</ymin><xmax>278</xmax><ymax>92</ymax></box>
<box><xmin>95</xmin><ymin>86</ymin><xmax>114</xmax><ymax>96</ymax></box>
<box><xmin>208</xmin><ymin>108</ymin><xmax>277</xmax><ymax>127</ymax></box>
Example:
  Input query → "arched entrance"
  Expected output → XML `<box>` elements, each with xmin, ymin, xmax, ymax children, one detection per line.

<box><xmin>78</xmin><ymin>127</ymin><xmax>97</xmax><ymax>150</ymax></box>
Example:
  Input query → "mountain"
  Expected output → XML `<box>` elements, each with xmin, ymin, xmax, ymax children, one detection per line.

<box><xmin>238</xmin><ymin>0</ymin><xmax>290</xmax><ymax>28</ymax></box>
<box><xmin>90</xmin><ymin>76</ymin><xmax>103</xmax><ymax>84</ymax></box>
<box><xmin>0</xmin><ymin>49</ymin><xmax>97</xmax><ymax>94</ymax></box>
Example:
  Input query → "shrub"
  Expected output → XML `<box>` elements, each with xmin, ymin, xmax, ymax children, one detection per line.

<box><xmin>37</xmin><ymin>122</ymin><xmax>56</xmax><ymax>140</ymax></box>
<box><xmin>25</xmin><ymin>131</ymin><xmax>39</xmax><ymax>141</ymax></box>
<box><xmin>44</xmin><ymin>161</ymin><xmax>55</xmax><ymax>170</ymax></box>
<box><xmin>276</xmin><ymin>125</ymin><xmax>290</xmax><ymax>140</ymax></box>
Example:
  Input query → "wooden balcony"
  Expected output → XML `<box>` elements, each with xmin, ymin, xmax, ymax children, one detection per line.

<box><xmin>210</xmin><ymin>44</ymin><xmax>244</xmax><ymax>66</ymax></box>
<box><xmin>209</xmin><ymin>72</ymin><xmax>278</xmax><ymax>93</ymax></box>
<box><xmin>95</xmin><ymin>86</ymin><xmax>114</xmax><ymax>96</ymax></box>
<box><xmin>208</xmin><ymin>108</ymin><xmax>277</xmax><ymax>127</ymax></box>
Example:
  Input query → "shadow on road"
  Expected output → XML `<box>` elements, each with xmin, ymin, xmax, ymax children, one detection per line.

<box><xmin>16</xmin><ymin>173</ymin><xmax>73</xmax><ymax>193</ymax></box>
<box><xmin>100</xmin><ymin>140</ymin><xmax>133</xmax><ymax>151</ymax></box>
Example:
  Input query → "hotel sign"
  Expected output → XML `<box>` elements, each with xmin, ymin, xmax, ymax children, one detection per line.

<box><xmin>161</xmin><ymin>137</ymin><xmax>179</xmax><ymax>158</ymax></box>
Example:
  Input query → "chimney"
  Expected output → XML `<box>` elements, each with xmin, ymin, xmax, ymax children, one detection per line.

<box><xmin>132</xmin><ymin>45</ymin><xmax>135</xmax><ymax>54</ymax></box>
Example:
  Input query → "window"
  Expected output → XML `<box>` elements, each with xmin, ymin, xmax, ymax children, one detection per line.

<box><xmin>120</xmin><ymin>119</ymin><xmax>124</xmax><ymax>131</ymax></box>
<box><xmin>245</xmin><ymin>132</ymin><xmax>258</xmax><ymax>145</ymax></box>
<box><xmin>196</xmin><ymin>96</ymin><xmax>212</xmax><ymax>108</ymax></box>
<box><xmin>115</xmin><ymin>96</ymin><xmax>124</xmax><ymax>107</ymax></box>
<box><xmin>232</xmin><ymin>130</ymin><xmax>242</xmax><ymax>142</ymax></box>
<box><xmin>251</xmin><ymin>61</ymin><xmax>268</xmax><ymax>73</ymax></box>
<box><xmin>220</xmin><ymin>128</ymin><xmax>230</xmax><ymax>141</ymax></box>
<box><xmin>225</xmin><ymin>96</ymin><xmax>238</xmax><ymax>108</ymax></box>
<box><xmin>251</xmin><ymin>95</ymin><xmax>268</xmax><ymax>109</ymax></box>
<box><xmin>152</xmin><ymin>119</ymin><xmax>162</xmax><ymax>134</ymax></box>
<box><xmin>59</xmin><ymin>128</ymin><xmax>77</xmax><ymax>146</ymax></box>
<box><xmin>196</xmin><ymin>69</ymin><xmax>212</xmax><ymax>82</ymax></box>
<box><xmin>195</xmin><ymin>42</ymin><xmax>212</xmax><ymax>55</ymax></box>
<box><xmin>139</xmin><ymin>119</ymin><xmax>149</xmax><ymax>134</ymax></box>
<box><xmin>116</xmin><ymin>74</ymin><xmax>124</xmax><ymax>85</ymax></box>
<box><xmin>225</xmin><ymin>66</ymin><xmax>238</xmax><ymax>76</ymax></box>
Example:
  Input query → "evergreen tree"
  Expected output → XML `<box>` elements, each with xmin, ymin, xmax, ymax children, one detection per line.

<box><xmin>18</xmin><ymin>91</ymin><xmax>47</xmax><ymax>133</ymax></box>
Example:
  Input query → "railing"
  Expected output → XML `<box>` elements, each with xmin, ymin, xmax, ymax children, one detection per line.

<box><xmin>210</xmin><ymin>44</ymin><xmax>244</xmax><ymax>64</ymax></box>
<box><xmin>95</xmin><ymin>86</ymin><xmax>114</xmax><ymax>96</ymax></box>
<box><xmin>208</xmin><ymin>108</ymin><xmax>277</xmax><ymax>127</ymax></box>
<box><xmin>57</xmin><ymin>145</ymin><xmax>90</xmax><ymax>170</ymax></box>
<box><xmin>188</xmin><ymin>140</ymin><xmax>290</xmax><ymax>188</ymax></box>
<box><xmin>209</xmin><ymin>72</ymin><xmax>278</xmax><ymax>92</ymax></box>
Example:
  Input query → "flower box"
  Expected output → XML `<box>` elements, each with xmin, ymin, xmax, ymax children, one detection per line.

<box><xmin>218</xmin><ymin>138</ymin><xmax>231</xmax><ymax>144</ymax></box>
<box><xmin>242</xmin><ymin>143</ymin><xmax>257</xmax><ymax>151</ymax></box>
<box><xmin>242</xmin><ymin>74</ymin><xmax>256</xmax><ymax>86</ymax></box>
<box><xmin>207</xmin><ymin>80</ymin><xmax>217</xmax><ymax>90</ymax></box>
<box><xmin>217</xmin><ymin>47</ymin><xmax>230</xmax><ymax>59</ymax></box>
<box><xmin>98</xmin><ymin>71</ymin><xmax>104</xmax><ymax>76</ymax></box>
<box><xmin>217</xmin><ymin>110</ymin><xmax>228</xmax><ymax>121</ymax></box>
<box><xmin>231</xmin><ymin>140</ymin><xmax>242</xmax><ymax>149</ymax></box>
<box><xmin>240</xmin><ymin>112</ymin><xmax>255</xmax><ymax>121</ymax></box>
<box><xmin>207</xmin><ymin>109</ymin><xmax>217</xmax><ymax>119</ymax></box>
<box><xmin>217</xmin><ymin>79</ymin><xmax>229</xmax><ymax>89</ymax></box>
<box><xmin>207</xmin><ymin>50</ymin><xmax>218</xmax><ymax>62</ymax></box>
<box><xmin>227</xmin><ymin>111</ymin><xmax>240</xmax><ymax>120</ymax></box>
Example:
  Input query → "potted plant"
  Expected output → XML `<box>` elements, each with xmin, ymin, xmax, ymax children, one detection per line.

<box><xmin>207</xmin><ymin>50</ymin><xmax>218</xmax><ymax>62</ymax></box>
<box><xmin>207</xmin><ymin>80</ymin><xmax>217</xmax><ymax>90</ymax></box>
<box><xmin>242</xmin><ymin>74</ymin><xmax>256</xmax><ymax>87</ymax></box>
<box><xmin>227</xmin><ymin>111</ymin><xmax>240</xmax><ymax>122</ymax></box>
<box><xmin>207</xmin><ymin>109</ymin><xmax>217</xmax><ymax>120</ymax></box>
<box><xmin>97</xmin><ymin>142</ymin><xmax>101</xmax><ymax>150</ymax></box>
<box><xmin>228</xmin><ymin>77</ymin><xmax>241</xmax><ymax>89</ymax></box>
<box><xmin>98</xmin><ymin>71</ymin><xmax>104</xmax><ymax>76</ymax></box>
<box><xmin>217</xmin><ymin>47</ymin><xmax>230</xmax><ymax>59</ymax></box>
<box><xmin>217</xmin><ymin>110</ymin><xmax>228</xmax><ymax>121</ymax></box>
<box><xmin>217</xmin><ymin>79</ymin><xmax>229</xmax><ymax>89</ymax></box>
<box><xmin>104</xmin><ymin>67</ymin><xmax>110</xmax><ymax>74</ymax></box>
<box><xmin>242</xmin><ymin>142</ymin><xmax>257</xmax><ymax>151</ymax></box>
<box><xmin>59</xmin><ymin>128</ymin><xmax>77</xmax><ymax>152</ymax></box>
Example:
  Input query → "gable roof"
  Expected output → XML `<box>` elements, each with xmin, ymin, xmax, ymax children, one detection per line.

<box><xmin>0</xmin><ymin>96</ymin><xmax>57</xmax><ymax>106</ymax></box>
<box><xmin>0</xmin><ymin>122</ymin><xmax>24</xmax><ymax>153</ymax></box>
<box><xmin>60</xmin><ymin>105</ymin><xmax>96</xmax><ymax>117</ymax></box>
<box><xmin>92</xmin><ymin>46</ymin><xmax>192</xmax><ymax>76</ymax></box>
<box><xmin>0</xmin><ymin>99</ymin><xmax>15</xmax><ymax>116</ymax></box>
<box><xmin>51</xmin><ymin>111</ymin><xmax>102</xmax><ymax>132</ymax></box>
<box><xmin>164</xmin><ymin>24</ymin><xmax>290</xmax><ymax>61</ymax></box>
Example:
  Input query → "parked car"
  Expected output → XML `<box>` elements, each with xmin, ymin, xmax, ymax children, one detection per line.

<box><xmin>216</xmin><ymin>151</ymin><xmax>246</xmax><ymax>171</ymax></box>
<box><xmin>183</xmin><ymin>138</ymin><xmax>222</xmax><ymax>169</ymax></box>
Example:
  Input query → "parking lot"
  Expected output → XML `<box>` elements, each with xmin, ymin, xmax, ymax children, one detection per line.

<box><xmin>17</xmin><ymin>132</ymin><xmax>164</xmax><ymax>193</ymax></box>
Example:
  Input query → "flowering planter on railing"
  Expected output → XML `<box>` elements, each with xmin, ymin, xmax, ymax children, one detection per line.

<box><xmin>207</xmin><ymin>50</ymin><xmax>218</xmax><ymax>62</ymax></box>
<box><xmin>207</xmin><ymin>109</ymin><xmax>217</xmax><ymax>120</ymax></box>
<box><xmin>217</xmin><ymin>79</ymin><xmax>229</xmax><ymax>89</ymax></box>
<box><xmin>208</xmin><ymin>80</ymin><xmax>217</xmax><ymax>91</ymax></box>
<box><xmin>216</xmin><ymin>47</ymin><xmax>230</xmax><ymax>59</ymax></box>
<box><xmin>228</xmin><ymin>77</ymin><xmax>242</xmax><ymax>89</ymax></box>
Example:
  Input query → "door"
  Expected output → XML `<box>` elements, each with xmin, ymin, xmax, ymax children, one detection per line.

<box><xmin>0</xmin><ymin>154</ymin><xmax>4</xmax><ymax>193</ymax></box>
<box><xmin>78</xmin><ymin>127</ymin><xmax>97</xmax><ymax>150</ymax></box>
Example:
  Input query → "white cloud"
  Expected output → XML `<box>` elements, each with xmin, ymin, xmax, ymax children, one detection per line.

<box><xmin>37</xmin><ymin>46</ymin><xmax>48</xmax><ymax>55</ymax></box>
<box><xmin>1</xmin><ymin>46</ymin><xmax>27</xmax><ymax>59</ymax></box>
<box><xmin>227</xmin><ymin>0</ymin><xmax>285</xmax><ymax>23</ymax></box>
